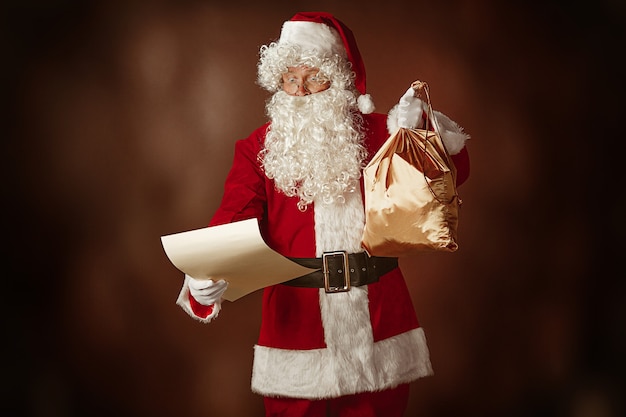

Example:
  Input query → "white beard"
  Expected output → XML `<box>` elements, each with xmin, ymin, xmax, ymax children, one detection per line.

<box><xmin>260</xmin><ymin>88</ymin><xmax>367</xmax><ymax>210</ymax></box>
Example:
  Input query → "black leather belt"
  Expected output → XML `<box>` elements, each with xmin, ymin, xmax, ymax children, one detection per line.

<box><xmin>283</xmin><ymin>251</ymin><xmax>398</xmax><ymax>293</ymax></box>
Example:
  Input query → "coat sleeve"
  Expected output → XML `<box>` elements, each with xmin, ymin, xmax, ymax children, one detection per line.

<box><xmin>451</xmin><ymin>146</ymin><xmax>470</xmax><ymax>187</ymax></box>
<box><xmin>209</xmin><ymin>126</ymin><xmax>269</xmax><ymax>227</ymax></box>
<box><xmin>177</xmin><ymin>125</ymin><xmax>270</xmax><ymax>323</ymax></box>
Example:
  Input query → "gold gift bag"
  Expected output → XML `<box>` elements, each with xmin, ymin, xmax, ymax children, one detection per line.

<box><xmin>361</xmin><ymin>83</ymin><xmax>461</xmax><ymax>257</ymax></box>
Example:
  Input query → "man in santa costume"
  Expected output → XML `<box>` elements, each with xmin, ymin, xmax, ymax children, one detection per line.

<box><xmin>176</xmin><ymin>12</ymin><xmax>470</xmax><ymax>417</ymax></box>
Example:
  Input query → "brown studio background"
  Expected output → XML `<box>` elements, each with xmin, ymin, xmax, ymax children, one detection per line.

<box><xmin>3</xmin><ymin>1</ymin><xmax>625</xmax><ymax>416</ymax></box>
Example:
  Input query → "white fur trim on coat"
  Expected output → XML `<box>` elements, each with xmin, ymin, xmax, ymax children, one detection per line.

<box><xmin>251</xmin><ymin>327</ymin><xmax>433</xmax><ymax>399</ymax></box>
<box><xmin>387</xmin><ymin>103</ymin><xmax>470</xmax><ymax>155</ymax></box>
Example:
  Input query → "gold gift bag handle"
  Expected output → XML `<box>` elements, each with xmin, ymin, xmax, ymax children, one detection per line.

<box><xmin>411</xmin><ymin>81</ymin><xmax>461</xmax><ymax>206</ymax></box>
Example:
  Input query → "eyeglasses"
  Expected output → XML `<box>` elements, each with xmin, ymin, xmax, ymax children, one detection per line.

<box><xmin>281</xmin><ymin>69</ymin><xmax>330</xmax><ymax>95</ymax></box>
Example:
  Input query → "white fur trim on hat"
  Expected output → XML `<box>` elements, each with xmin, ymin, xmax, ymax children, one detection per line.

<box><xmin>280</xmin><ymin>21</ymin><xmax>347</xmax><ymax>58</ymax></box>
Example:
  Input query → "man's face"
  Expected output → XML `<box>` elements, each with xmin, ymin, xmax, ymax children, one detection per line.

<box><xmin>281</xmin><ymin>66</ymin><xmax>330</xmax><ymax>96</ymax></box>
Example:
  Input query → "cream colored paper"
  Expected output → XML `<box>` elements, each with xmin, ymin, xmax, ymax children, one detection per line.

<box><xmin>161</xmin><ymin>218</ymin><xmax>316</xmax><ymax>302</ymax></box>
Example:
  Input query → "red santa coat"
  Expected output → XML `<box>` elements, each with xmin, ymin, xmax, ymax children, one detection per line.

<box><xmin>179</xmin><ymin>111</ymin><xmax>470</xmax><ymax>399</ymax></box>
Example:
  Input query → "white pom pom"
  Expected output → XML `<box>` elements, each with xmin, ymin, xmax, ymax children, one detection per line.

<box><xmin>357</xmin><ymin>94</ymin><xmax>375</xmax><ymax>114</ymax></box>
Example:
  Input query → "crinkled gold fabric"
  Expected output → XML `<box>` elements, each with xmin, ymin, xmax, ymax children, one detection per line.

<box><xmin>361</xmin><ymin>128</ymin><xmax>460</xmax><ymax>257</ymax></box>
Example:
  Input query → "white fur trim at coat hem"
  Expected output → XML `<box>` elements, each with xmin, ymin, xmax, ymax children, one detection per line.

<box><xmin>176</xmin><ymin>274</ymin><xmax>221</xmax><ymax>323</ymax></box>
<box><xmin>387</xmin><ymin>104</ymin><xmax>470</xmax><ymax>155</ymax></box>
<box><xmin>250</xmin><ymin>327</ymin><xmax>433</xmax><ymax>399</ymax></box>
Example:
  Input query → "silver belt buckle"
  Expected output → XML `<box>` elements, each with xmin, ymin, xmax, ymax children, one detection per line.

<box><xmin>322</xmin><ymin>251</ymin><xmax>351</xmax><ymax>293</ymax></box>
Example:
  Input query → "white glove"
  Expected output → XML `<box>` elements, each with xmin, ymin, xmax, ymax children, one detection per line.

<box><xmin>396</xmin><ymin>82</ymin><xmax>427</xmax><ymax>129</ymax></box>
<box><xmin>187</xmin><ymin>277</ymin><xmax>228</xmax><ymax>306</ymax></box>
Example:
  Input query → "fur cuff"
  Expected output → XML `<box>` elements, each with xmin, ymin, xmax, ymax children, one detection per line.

<box><xmin>431</xmin><ymin>110</ymin><xmax>471</xmax><ymax>155</ymax></box>
<box><xmin>176</xmin><ymin>275</ymin><xmax>221</xmax><ymax>323</ymax></box>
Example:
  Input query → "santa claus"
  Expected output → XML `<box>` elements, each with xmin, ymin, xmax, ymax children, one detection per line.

<box><xmin>176</xmin><ymin>11</ymin><xmax>470</xmax><ymax>417</ymax></box>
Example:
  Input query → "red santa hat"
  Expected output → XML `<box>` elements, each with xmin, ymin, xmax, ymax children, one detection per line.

<box><xmin>278</xmin><ymin>12</ymin><xmax>375</xmax><ymax>114</ymax></box>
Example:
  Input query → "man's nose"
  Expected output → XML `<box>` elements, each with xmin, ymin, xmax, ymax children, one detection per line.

<box><xmin>294</xmin><ymin>83</ymin><xmax>310</xmax><ymax>96</ymax></box>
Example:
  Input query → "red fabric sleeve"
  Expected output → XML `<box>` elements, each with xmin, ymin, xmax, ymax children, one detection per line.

<box><xmin>189</xmin><ymin>294</ymin><xmax>215</xmax><ymax>319</ymax></box>
<box><xmin>209</xmin><ymin>124</ymin><xmax>269</xmax><ymax>227</ymax></box>
<box><xmin>451</xmin><ymin>146</ymin><xmax>470</xmax><ymax>187</ymax></box>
